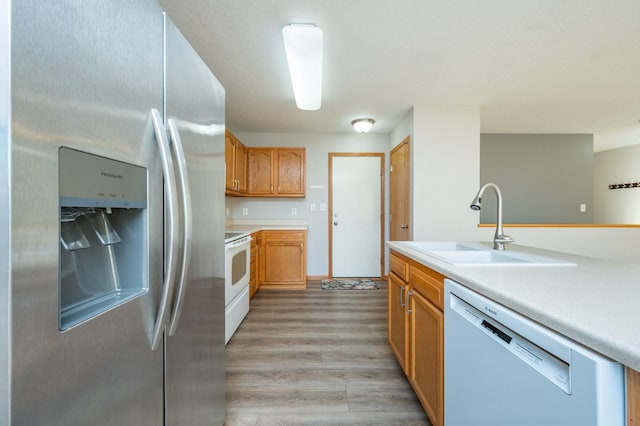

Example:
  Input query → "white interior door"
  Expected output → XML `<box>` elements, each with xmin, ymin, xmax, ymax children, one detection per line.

<box><xmin>330</xmin><ymin>155</ymin><xmax>382</xmax><ymax>277</ymax></box>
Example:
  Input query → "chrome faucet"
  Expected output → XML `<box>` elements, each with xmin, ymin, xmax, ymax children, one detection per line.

<box><xmin>470</xmin><ymin>183</ymin><xmax>514</xmax><ymax>250</ymax></box>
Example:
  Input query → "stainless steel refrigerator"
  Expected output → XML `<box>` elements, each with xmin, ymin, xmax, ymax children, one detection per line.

<box><xmin>0</xmin><ymin>1</ymin><xmax>225</xmax><ymax>424</ymax></box>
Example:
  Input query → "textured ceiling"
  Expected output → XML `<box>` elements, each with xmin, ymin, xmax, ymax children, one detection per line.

<box><xmin>158</xmin><ymin>0</ymin><xmax>640</xmax><ymax>145</ymax></box>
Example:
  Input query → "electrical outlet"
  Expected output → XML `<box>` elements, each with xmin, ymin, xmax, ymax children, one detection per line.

<box><xmin>319</xmin><ymin>203</ymin><xmax>327</xmax><ymax>212</ymax></box>
<box><xmin>291</xmin><ymin>208</ymin><xmax>297</xmax><ymax>216</ymax></box>
<box><xmin>242</xmin><ymin>207</ymin><xmax>248</xmax><ymax>216</ymax></box>
<box><xmin>310</xmin><ymin>204</ymin><xmax>316</xmax><ymax>211</ymax></box>
<box><xmin>225</xmin><ymin>207</ymin><xmax>230</xmax><ymax>217</ymax></box>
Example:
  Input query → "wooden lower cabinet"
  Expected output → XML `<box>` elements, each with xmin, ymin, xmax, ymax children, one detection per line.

<box><xmin>390</xmin><ymin>251</ymin><xmax>640</xmax><ymax>426</ymax></box>
<box><xmin>388</xmin><ymin>250</ymin><xmax>444</xmax><ymax>426</ymax></box>
<box><xmin>388</xmin><ymin>272</ymin><xmax>409</xmax><ymax>374</ymax></box>
<box><xmin>629</xmin><ymin>367</ymin><xmax>640</xmax><ymax>425</ymax></box>
<box><xmin>259</xmin><ymin>230</ymin><xmax>306</xmax><ymax>289</ymax></box>
<box><xmin>408</xmin><ymin>287</ymin><xmax>444</xmax><ymax>426</ymax></box>
<box><xmin>249</xmin><ymin>232</ymin><xmax>259</xmax><ymax>299</ymax></box>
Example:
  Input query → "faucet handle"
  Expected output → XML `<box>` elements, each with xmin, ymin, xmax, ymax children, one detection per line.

<box><xmin>495</xmin><ymin>234</ymin><xmax>514</xmax><ymax>249</ymax></box>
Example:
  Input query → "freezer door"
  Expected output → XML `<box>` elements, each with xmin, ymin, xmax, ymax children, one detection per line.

<box><xmin>7</xmin><ymin>1</ymin><xmax>166</xmax><ymax>424</ymax></box>
<box><xmin>163</xmin><ymin>16</ymin><xmax>226</xmax><ymax>425</ymax></box>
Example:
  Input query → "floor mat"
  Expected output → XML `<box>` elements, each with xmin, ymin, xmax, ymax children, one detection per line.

<box><xmin>321</xmin><ymin>278</ymin><xmax>380</xmax><ymax>290</ymax></box>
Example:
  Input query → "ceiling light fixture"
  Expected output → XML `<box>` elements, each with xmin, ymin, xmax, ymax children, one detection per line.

<box><xmin>351</xmin><ymin>118</ymin><xmax>375</xmax><ymax>133</ymax></box>
<box><xmin>282</xmin><ymin>24</ymin><xmax>323</xmax><ymax>111</ymax></box>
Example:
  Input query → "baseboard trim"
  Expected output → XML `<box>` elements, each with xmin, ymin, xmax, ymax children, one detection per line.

<box><xmin>307</xmin><ymin>275</ymin><xmax>330</xmax><ymax>281</ymax></box>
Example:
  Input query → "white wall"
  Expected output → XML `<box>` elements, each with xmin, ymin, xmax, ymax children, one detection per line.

<box><xmin>412</xmin><ymin>105</ymin><xmax>482</xmax><ymax>241</ymax></box>
<box><xmin>227</xmin><ymin>132</ymin><xmax>390</xmax><ymax>277</ymax></box>
<box><xmin>594</xmin><ymin>144</ymin><xmax>640</xmax><ymax>224</ymax></box>
<box><xmin>390</xmin><ymin>108</ymin><xmax>414</xmax><ymax>150</ymax></box>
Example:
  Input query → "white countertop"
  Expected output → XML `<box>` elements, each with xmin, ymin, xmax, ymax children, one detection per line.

<box><xmin>226</xmin><ymin>220</ymin><xmax>308</xmax><ymax>235</ymax></box>
<box><xmin>387</xmin><ymin>240</ymin><xmax>640</xmax><ymax>371</ymax></box>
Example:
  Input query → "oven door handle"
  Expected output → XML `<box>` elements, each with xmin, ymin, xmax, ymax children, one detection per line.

<box><xmin>167</xmin><ymin>118</ymin><xmax>193</xmax><ymax>337</ymax></box>
<box><xmin>150</xmin><ymin>108</ymin><xmax>179</xmax><ymax>351</ymax></box>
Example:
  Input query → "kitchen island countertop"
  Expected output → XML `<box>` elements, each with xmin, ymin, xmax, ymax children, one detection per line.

<box><xmin>387</xmin><ymin>240</ymin><xmax>640</xmax><ymax>371</ymax></box>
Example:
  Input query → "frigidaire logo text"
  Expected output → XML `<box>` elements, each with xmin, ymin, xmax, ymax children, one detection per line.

<box><xmin>101</xmin><ymin>171</ymin><xmax>123</xmax><ymax>180</ymax></box>
<box><xmin>485</xmin><ymin>306</ymin><xmax>498</xmax><ymax>316</ymax></box>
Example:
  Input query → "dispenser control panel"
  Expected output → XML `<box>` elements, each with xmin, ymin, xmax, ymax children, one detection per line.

<box><xmin>59</xmin><ymin>147</ymin><xmax>147</xmax><ymax>208</ymax></box>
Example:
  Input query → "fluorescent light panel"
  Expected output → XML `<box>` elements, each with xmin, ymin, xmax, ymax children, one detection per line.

<box><xmin>282</xmin><ymin>24</ymin><xmax>323</xmax><ymax>111</ymax></box>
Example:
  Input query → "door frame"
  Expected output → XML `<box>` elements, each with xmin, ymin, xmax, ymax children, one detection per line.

<box><xmin>328</xmin><ymin>152</ymin><xmax>385</xmax><ymax>278</ymax></box>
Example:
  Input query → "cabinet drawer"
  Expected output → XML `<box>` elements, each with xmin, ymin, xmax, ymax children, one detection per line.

<box><xmin>264</xmin><ymin>230</ymin><xmax>305</xmax><ymax>241</ymax></box>
<box><xmin>390</xmin><ymin>251</ymin><xmax>409</xmax><ymax>282</ymax></box>
<box><xmin>410</xmin><ymin>265</ymin><xmax>445</xmax><ymax>311</ymax></box>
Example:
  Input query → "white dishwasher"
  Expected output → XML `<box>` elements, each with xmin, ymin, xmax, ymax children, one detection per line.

<box><xmin>444</xmin><ymin>279</ymin><xmax>625</xmax><ymax>426</ymax></box>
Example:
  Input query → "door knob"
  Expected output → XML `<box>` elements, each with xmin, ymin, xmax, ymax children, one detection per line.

<box><xmin>401</xmin><ymin>224</ymin><xmax>409</xmax><ymax>229</ymax></box>
<box><xmin>333</xmin><ymin>221</ymin><xmax>339</xmax><ymax>226</ymax></box>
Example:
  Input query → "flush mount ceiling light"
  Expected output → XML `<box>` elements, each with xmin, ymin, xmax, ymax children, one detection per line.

<box><xmin>282</xmin><ymin>24</ymin><xmax>323</xmax><ymax>111</ymax></box>
<box><xmin>351</xmin><ymin>118</ymin><xmax>375</xmax><ymax>133</ymax></box>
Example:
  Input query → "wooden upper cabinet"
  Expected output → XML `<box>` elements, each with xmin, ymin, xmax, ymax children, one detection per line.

<box><xmin>276</xmin><ymin>148</ymin><xmax>305</xmax><ymax>196</ymax></box>
<box><xmin>247</xmin><ymin>147</ymin><xmax>306</xmax><ymax>197</ymax></box>
<box><xmin>224</xmin><ymin>131</ymin><xmax>236</xmax><ymax>192</ymax></box>
<box><xmin>248</xmin><ymin>148</ymin><xmax>275</xmax><ymax>195</ymax></box>
<box><xmin>235</xmin><ymin>141</ymin><xmax>248</xmax><ymax>193</ymax></box>
<box><xmin>225</xmin><ymin>130</ymin><xmax>248</xmax><ymax>195</ymax></box>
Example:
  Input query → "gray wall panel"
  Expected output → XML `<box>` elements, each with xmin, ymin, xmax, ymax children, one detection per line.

<box><xmin>480</xmin><ymin>134</ymin><xmax>593</xmax><ymax>224</ymax></box>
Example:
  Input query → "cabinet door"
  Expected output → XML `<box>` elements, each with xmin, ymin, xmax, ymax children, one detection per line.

<box><xmin>260</xmin><ymin>231</ymin><xmax>306</xmax><ymax>287</ymax></box>
<box><xmin>262</xmin><ymin>239</ymin><xmax>305</xmax><ymax>285</ymax></box>
<box><xmin>248</xmin><ymin>148</ymin><xmax>275</xmax><ymax>194</ymax></box>
<box><xmin>224</xmin><ymin>131</ymin><xmax>236</xmax><ymax>191</ymax></box>
<box><xmin>276</xmin><ymin>148</ymin><xmax>305</xmax><ymax>195</ymax></box>
<box><xmin>235</xmin><ymin>141</ymin><xmax>248</xmax><ymax>193</ymax></box>
<box><xmin>409</xmin><ymin>290</ymin><xmax>444</xmax><ymax>426</ymax></box>
<box><xmin>249</xmin><ymin>233</ymin><xmax>258</xmax><ymax>299</ymax></box>
<box><xmin>388</xmin><ymin>272</ymin><xmax>409</xmax><ymax>374</ymax></box>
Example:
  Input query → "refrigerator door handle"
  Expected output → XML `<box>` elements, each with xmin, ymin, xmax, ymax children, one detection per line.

<box><xmin>166</xmin><ymin>118</ymin><xmax>193</xmax><ymax>336</ymax></box>
<box><xmin>150</xmin><ymin>108</ymin><xmax>179</xmax><ymax>351</ymax></box>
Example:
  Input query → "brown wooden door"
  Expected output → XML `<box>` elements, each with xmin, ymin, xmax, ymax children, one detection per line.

<box><xmin>224</xmin><ymin>131</ymin><xmax>236</xmax><ymax>191</ymax></box>
<box><xmin>390</xmin><ymin>137</ymin><xmax>411</xmax><ymax>241</ymax></box>
<box><xmin>248</xmin><ymin>148</ymin><xmax>275</xmax><ymax>195</ymax></box>
<box><xmin>388</xmin><ymin>272</ymin><xmax>409</xmax><ymax>374</ymax></box>
<box><xmin>276</xmin><ymin>148</ymin><xmax>305</xmax><ymax>195</ymax></box>
<box><xmin>409</xmin><ymin>289</ymin><xmax>444</xmax><ymax>426</ymax></box>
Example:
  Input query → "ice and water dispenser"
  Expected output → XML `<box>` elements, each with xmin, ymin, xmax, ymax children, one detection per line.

<box><xmin>59</xmin><ymin>147</ymin><xmax>147</xmax><ymax>330</ymax></box>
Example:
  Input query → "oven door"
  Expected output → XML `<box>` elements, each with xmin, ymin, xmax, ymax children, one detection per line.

<box><xmin>225</xmin><ymin>236</ymin><xmax>251</xmax><ymax>306</ymax></box>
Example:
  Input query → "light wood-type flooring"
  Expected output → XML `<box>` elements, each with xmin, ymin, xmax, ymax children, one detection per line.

<box><xmin>224</xmin><ymin>280</ymin><xmax>431</xmax><ymax>426</ymax></box>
